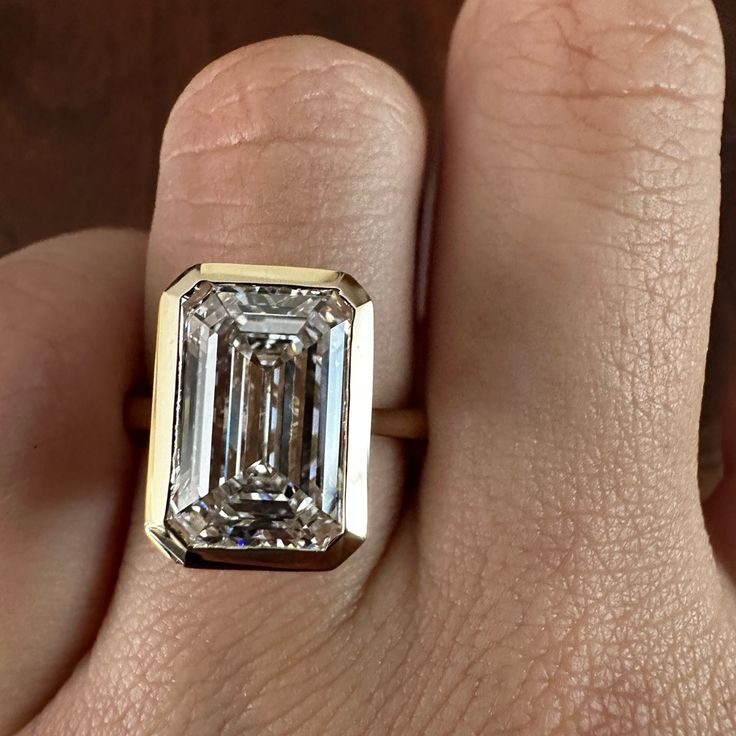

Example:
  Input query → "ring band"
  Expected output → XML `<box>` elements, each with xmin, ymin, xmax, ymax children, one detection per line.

<box><xmin>126</xmin><ymin>396</ymin><xmax>427</xmax><ymax>440</ymax></box>
<box><xmin>143</xmin><ymin>263</ymin><xmax>424</xmax><ymax>571</ymax></box>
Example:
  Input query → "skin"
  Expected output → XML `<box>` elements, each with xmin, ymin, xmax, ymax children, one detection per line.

<box><xmin>1</xmin><ymin>0</ymin><xmax>735</xmax><ymax>733</ymax></box>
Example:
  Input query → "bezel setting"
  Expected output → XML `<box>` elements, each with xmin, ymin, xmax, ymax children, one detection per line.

<box><xmin>144</xmin><ymin>263</ymin><xmax>373</xmax><ymax>570</ymax></box>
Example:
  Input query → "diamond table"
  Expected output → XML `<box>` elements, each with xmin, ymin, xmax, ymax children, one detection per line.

<box><xmin>165</xmin><ymin>281</ymin><xmax>354</xmax><ymax>552</ymax></box>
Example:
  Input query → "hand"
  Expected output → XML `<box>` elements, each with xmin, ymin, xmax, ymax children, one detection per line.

<box><xmin>2</xmin><ymin>1</ymin><xmax>734</xmax><ymax>733</ymax></box>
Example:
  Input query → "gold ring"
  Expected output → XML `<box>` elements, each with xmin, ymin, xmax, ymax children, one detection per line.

<box><xmin>141</xmin><ymin>264</ymin><xmax>425</xmax><ymax>571</ymax></box>
<box><xmin>126</xmin><ymin>397</ymin><xmax>426</xmax><ymax>440</ymax></box>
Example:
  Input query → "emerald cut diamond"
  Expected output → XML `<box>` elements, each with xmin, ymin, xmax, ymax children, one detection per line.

<box><xmin>165</xmin><ymin>281</ymin><xmax>354</xmax><ymax>552</ymax></box>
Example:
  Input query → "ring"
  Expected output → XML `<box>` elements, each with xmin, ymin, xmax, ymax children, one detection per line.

<box><xmin>141</xmin><ymin>263</ymin><xmax>426</xmax><ymax>571</ymax></box>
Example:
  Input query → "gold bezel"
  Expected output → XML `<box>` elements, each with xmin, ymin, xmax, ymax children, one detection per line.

<box><xmin>144</xmin><ymin>263</ymin><xmax>373</xmax><ymax>570</ymax></box>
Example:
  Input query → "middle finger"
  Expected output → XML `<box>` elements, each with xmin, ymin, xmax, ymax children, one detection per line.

<box><xmin>39</xmin><ymin>36</ymin><xmax>426</xmax><ymax>735</ymax></box>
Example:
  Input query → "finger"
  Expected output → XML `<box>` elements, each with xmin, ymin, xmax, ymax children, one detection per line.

<box><xmin>32</xmin><ymin>38</ymin><xmax>426</xmax><ymax>733</ymax></box>
<box><xmin>144</xmin><ymin>36</ymin><xmax>425</xmax><ymax>563</ymax></box>
<box><xmin>145</xmin><ymin>38</ymin><xmax>424</xmax><ymax>407</ymax></box>
<box><xmin>0</xmin><ymin>229</ymin><xmax>145</xmax><ymax>735</ymax></box>
<box><xmin>423</xmin><ymin>0</ymin><xmax>724</xmax><ymax>608</ymax></box>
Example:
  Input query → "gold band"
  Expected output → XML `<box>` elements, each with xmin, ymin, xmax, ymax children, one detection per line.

<box><xmin>126</xmin><ymin>395</ymin><xmax>427</xmax><ymax>440</ymax></box>
<box><xmin>144</xmin><ymin>263</ymin><xmax>416</xmax><ymax>569</ymax></box>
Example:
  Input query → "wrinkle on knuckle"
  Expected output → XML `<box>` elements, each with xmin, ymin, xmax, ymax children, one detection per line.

<box><xmin>455</xmin><ymin>0</ymin><xmax>724</xmax><ymax>99</ymax></box>
<box><xmin>450</xmin><ymin>0</ymin><xmax>724</xmax><ymax>219</ymax></box>
<box><xmin>443</xmin><ymin>3</ymin><xmax>723</xmax><ymax>413</ymax></box>
<box><xmin>160</xmin><ymin>37</ymin><xmax>423</xmax><ymax>173</ymax></box>
<box><xmin>153</xmin><ymin>38</ymin><xmax>425</xmax><ymax>256</ymax></box>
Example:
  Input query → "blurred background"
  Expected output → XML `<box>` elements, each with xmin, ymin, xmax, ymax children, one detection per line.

<box><xmin>0</xmin><ymin>0</ymin><xmax>467</xmax><ymax>256</ymax></box>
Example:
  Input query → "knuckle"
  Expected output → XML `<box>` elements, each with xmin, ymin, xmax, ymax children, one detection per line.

<box><xmin>450</xmin><ymin>0</ymin><xmax>725</xmax><ymax>166</ymax></box>
<box><xmin>161</xmin><ymin>36</ymin><xmax>425</xmax><ymax>168</ymax></box>
<box><xmin>445</xmin><ymin>0</ymin><xmax>724</xmax><ymax>408</ymax></box>
<box><xmin>454</xmin><ymin>0</ymin><xmax>724</xmax><ymax>91</ymax></box>
<box><xmin>154</xmin><ymin>37</ymin><xmax>426</xmax><ymax>252</ymax></box>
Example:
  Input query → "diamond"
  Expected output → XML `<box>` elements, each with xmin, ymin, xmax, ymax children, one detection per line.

<box><xmin>165</xmin><ymin>281</ymin><xmax>354</xmax><ymax>552</ymax></box>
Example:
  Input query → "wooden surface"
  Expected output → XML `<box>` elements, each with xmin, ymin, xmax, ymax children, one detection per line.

<box><xmin>0</xmin><ymin>0</ymin><xmax>463</xmax><ymax>254</ymax></box>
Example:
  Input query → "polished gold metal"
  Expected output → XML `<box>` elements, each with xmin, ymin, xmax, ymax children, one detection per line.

<box><xmin>144</xmin><ymin>263</ymin><xmax>382</xmax><ymax>571</ymax></box>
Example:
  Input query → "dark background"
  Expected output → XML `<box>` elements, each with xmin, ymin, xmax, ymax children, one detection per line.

<box><xmin>0</xmin><ymin>0</ymin><xmax>464</xmax><ymax>255</ymax></box>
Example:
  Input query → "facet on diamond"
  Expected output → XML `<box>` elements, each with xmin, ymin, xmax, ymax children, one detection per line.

<box><xmin>164</xmin><ymin>281</ymin><xmax>353</xmax><ymax>551</ymax></box>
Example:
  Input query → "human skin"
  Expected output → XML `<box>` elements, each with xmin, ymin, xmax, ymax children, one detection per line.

<box><xmin>1</xmin><ymin>0</ymin><xmax>735</xmax><ymax>733</ymax></box>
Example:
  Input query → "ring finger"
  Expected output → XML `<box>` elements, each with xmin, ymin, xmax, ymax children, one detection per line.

<box><xmin>38</xmin><ymin>36</ymin><xmax>426</xmax><ymax>734</ymax></box>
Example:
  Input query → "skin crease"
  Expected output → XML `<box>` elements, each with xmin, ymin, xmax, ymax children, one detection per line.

<box><xmin>0</xmin><ymin>0</ymin><xmax>735</xmax><ymax>735</ymax></box>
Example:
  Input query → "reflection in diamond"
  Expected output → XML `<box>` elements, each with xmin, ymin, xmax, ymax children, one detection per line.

<box><xmin>165</xmin><ymin>282</ymin><xmax>353</xmax><ymax>551</ymax></box>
